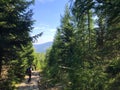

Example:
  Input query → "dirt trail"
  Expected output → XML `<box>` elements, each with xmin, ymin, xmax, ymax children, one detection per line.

<box><xmin>16</xmin><ymin>71</ymin><xmax>40</xmax><ymax>90</ymax></box>
<box><xmin>16</xmin><ymin>71</ymin><xmax>62</xmax><ymax>90</ymax></box>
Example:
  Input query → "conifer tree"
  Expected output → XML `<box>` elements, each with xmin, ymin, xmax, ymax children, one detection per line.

<box><xmin>45</xmin><ymin>5</ymin><xmax>75</xmax><ymax>87</ymax></box>
<box><xmin>43</xmin><ymin>0</ymin><xmax>120</xmax><ymax>89</ymax></box>
<box><xmin>0</xmin><ymin>0</ymin><xmax>35</xmax><ymax>89</ymax></box>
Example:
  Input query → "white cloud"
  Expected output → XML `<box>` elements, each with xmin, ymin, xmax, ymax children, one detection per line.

<box><xmin>31</xmin><ymin>24</ymin><xmax>57</xmax><ymax>44</ymax></box>
<box><xmin>31</xmin><ymin>24</ymin><xmax>50</xmax><ymax>35</ymax></box>
<box><xmin>33</xmin><ymin>27</ymin><xmax>44</xmax><ymax>30</ymax></box>
<box><xmin>33</xmin><ymin>36</ymin><xmax>53</xmax><ymax>45</ymax></box>
<box><xmin>49</xmin><ymin>28</ymin><xmax>56</xmax><ymax>33</ymax></box>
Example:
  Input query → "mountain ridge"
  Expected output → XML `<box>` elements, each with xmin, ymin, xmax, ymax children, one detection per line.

<box><xmin>33</xmin><ymin>42</ymin><xmax>53</xmax><ymax>53</ymax></box>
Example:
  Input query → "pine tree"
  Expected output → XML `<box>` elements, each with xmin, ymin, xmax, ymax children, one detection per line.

<box><xmin>43</xmin><ymin>0</ymin><xmax>120</xmax><ymax>89</ymax></box>
<box><xmin>44</xmin><ymin>5</ymin><xmax>75</xmax><ymax>87</ymax></box>
<box><xmin>0</xmin><ymin>0</ymin><xmax>35</xmax><ymax>89</ymax></box>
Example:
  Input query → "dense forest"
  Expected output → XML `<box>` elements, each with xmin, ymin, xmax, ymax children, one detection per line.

<box><xmin>0</xmin><ymin>0</ymin><xmax>43</xmax><ymax>89</ymax></box>
<box><xmin>43</xmin><ymin>0</ymin><xmax>120</xmax><ymax>90</ymax></box>
<box><xmin>0</xmin><ymin>0</ymin><xmax>120</xmax><ymax>90</ymax></box>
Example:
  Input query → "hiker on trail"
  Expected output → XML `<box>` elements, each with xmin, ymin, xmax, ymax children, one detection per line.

<box><xmin>26</xmin><ymin>66</ymin><xmax>32</xmax><ymax>82</ymax></box>
<box><xmin>33</xmin><ymin>64</ymin><xmax>36</xmax><ymax>70</ymax></box>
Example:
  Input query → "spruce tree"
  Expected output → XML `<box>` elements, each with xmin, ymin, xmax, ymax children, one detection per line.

<box><xmin>45</xmin><ymin>5</ymin><xmax>75</xmax><ymax>87</ymax></box>
<box><xmin>0</xmin><ymin>0</ymin><xmax>35</xmax><ymax>89</ymax></box>
<box><xmin>43</xmin><ymin>0</ymin><xmax>120</xmax><ymax>89</ymax></box>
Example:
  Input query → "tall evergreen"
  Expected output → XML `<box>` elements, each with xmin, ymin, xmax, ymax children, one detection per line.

<box><xmin>44</xmin><ymin>0</ymin><xmax>120</xmax><ymax>89</ymax></box>
<box><xmin>44</xmin><ymin>5</ymin><xmax>75</xmax><ymax>88</ymax></box>
<box><xmin>0</xmin><ymin>0</ymin><xmax>35</xmax><ymax>89</ymax></box>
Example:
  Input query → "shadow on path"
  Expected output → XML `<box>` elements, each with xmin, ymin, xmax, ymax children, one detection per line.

<box><xmin>16</xmin><ymin>71</ymin><xmax>40</xmax><ymax>90</ymax></box>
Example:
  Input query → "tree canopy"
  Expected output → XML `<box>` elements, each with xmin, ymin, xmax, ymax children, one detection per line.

<box><xmin>43</xmin><ymin>0</ymin><xmax>120</xmax><ymax>90</ymax></box>
<box><xmin>0</xmin><ymin>0</ymin><xmax>38</xmax><ymax>89</ymax></box>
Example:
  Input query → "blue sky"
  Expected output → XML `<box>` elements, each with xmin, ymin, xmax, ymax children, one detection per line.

<box><xmin>30</xmin><ymin>0</ymin><xmax>68</xmax><ymax>44</ymax></box>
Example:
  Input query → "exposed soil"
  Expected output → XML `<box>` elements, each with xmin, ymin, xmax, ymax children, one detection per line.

<box><xmin>16</xmin><ymin>71</ymin><xmax>62</xmax><ymax>90</ymax></box>
<box><xmin>16</xmin><ymin>71</ymin><xmax>40</xmax><ymax>90</ymax></box>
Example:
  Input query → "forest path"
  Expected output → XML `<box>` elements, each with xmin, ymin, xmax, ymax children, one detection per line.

<box><xmin>16</xmin><ymin>71</ymin><xmax>40</xmax><ymax>90</ymax></box>
<box><xmin>16</xmin><ymin>71</ymin><xmax>62</xmax><ymax>90</ymax></box>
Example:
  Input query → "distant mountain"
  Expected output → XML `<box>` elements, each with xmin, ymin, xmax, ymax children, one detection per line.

<box><xmin>33</xmin><ymin>42</ymin><xmax>53</xmax><ymax>53</ymax></box>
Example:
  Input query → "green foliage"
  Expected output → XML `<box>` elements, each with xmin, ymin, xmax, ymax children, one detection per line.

<box><xmin>33</xmin><ymin>53</ymin><xmax>45</xmax><ymax>70</ymax></box>
<box><xmin>0</xmin><ymin>0</ymin><xmax>36</xmax><ymax>89</ymax></box>
<box><xmin>106</xmin><ymin>74</ymin><xmax>120</xmax><ymax>90</ymax></box>
<box><xmin>43</xmin><ymin>0</ymin><xmax>120</xmax><ymax>90</ymax></box>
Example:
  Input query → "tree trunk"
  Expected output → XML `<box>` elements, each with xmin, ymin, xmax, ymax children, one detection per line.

<box><xmin>0</xmin><ymin>59</ymin><xmax>2</xmax><ymax>77</ymax></box>
<box><xmin>88</xmin><ymin>10</ymin><xmax>91</xmax><ymax>49</ymax></box>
